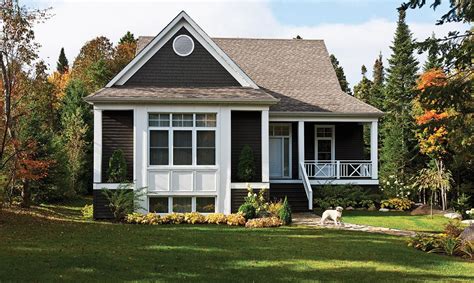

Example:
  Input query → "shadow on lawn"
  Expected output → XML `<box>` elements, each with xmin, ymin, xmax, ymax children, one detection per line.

<box><xmin>1</xmin><ymin>211</ymin><xmax>472</xmax><ymax>282</ymax></box>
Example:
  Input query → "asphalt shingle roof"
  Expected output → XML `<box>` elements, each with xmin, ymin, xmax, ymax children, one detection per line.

<box><xmin>110</xmin><ymin>36</ymin><xmax>383</xmax><ymax>115</ymax></box>
<box><xmin>84</xmin><ymin>86</ymin><xmax>278</xmax><ymax>105</ymax></box>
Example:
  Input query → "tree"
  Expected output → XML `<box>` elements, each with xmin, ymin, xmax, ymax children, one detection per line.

<box><xmin>380</xmin><ymin>9</ymin><xmax>419</xmax><ymax>184</ymax></box>
<box><xmin>369</xmin><ymin>53</ymin><xmax>385</xmax><ymax>110</ymax></box>
<box><xmin>112</xmin><ymin>32</ymin><xmax>137</xmax><ymax>76</ymax></box>
<box><xmin>0</xmin><ymin>0</ymin><xmax>51</xmax><ymax>207</ymax></box>
<box><xmin>107</xmin><ymin>149</ymin><xmax>128</xmax><ymax>183</ymax></box>
<box><xmin>60</xmin><ymin>80</ymin><xmax>92</xmax><ymax>194</ymax></box>
<box><xmin>237</xmin><ymin>145</ymin><xmax>256</xmax><ymax>181</ymax></box>
<box><xmin>56</xmin><ymin>47</ymin><xmax>69</xmax><ymax>74</ymax></box>
<box><xmin>72</xmin><ymin>36</ymin><xmax>114</xmax><ymax>93</ymax></box>
<box><xmin>354</xmin><ymin>65</ymin><xmax>373</xmax><ymax>102</ymax></box>
<box><xmin>423</xmin><ymin>33</ymin><xmax>441</xmax><ymax>71</ymax></box>
<box><xmin>329</xmin><ymin>54</ymin><xmax>352</xmax><ymax>95</ymax></box>
<box><xmin>119</xmin><ymin>31</ymin><xmax>136</xmax><ymax>45</ymax></box>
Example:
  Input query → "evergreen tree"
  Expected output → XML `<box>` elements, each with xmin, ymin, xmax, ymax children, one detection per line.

<box><xmin>380</xmin><ymin>9</ymin><xmax>419</xmax><ymax>183</ymax></box>
<box><xmin>119</xmin><ymin>31</ymin><xmax>136</xmax><ymax>45</ymax></box>
<box><xmin>353</xmin><ymin>65</ymin><xmax>373</xmax><ymax>103</ymax></box>
<box><xmin>329</xmin><ymin>54</ymin><xmax>352</xmax><ymax>95</ymax></box>
<box><xmin>423</xmin><ymin>33</ymin><xmax>441</xmax><ymax>71</ymax></box>
<box><xmin>369</xmin><ymin>53</ymin><xmax>385</xmax><ymax>110</ymax></box>
<box><xmin>56</xmin><ymin>47</ymin><xmax>69</xmax><ymax>74</ymax></box>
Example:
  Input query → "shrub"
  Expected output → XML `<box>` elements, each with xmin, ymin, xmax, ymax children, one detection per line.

<box><xmin>452</xmin><ymin>194</ymin><xmax>471</xmax><ymax>219</ymax></box>
<box><xmin>242</xmin><ymin>186</ymin><xmax>268</xmax><ymax>217</ymax></box>
<box><xmin>267</xmin><ymin>201</ymin><xmax>283</xmax><ymax>217</ymax></box>
<box><xmin>408</xmin><ymin>233</ymin><xmax>443</xmax><ymax>252</ymax></box>
<box><xmin>102</xmin><ymin>184</ymin><xmax>145</xmax><ymax>221</ymax></box>
<box><xmin>163</xmin><ymin>213</ymin><xmax>185</xmax><ymax>224</ymax></box>
<box><xmin>359</xmin><ymin>199</ymin><xmax>375</xmax><ymax>209</ymax></box>
<box><xmin>443</xmin><ymin>220</ymin><xmax>464</xmax><ymax>238</ymax></box>
<box><xmin>313</xmin><ymin>185</ymin><xmax>382</xmax><ymax>209</ymax></box>
<box><xmin>81</xmin><ymin>204</ymin><xmax>93</xmax><ymax>219</ymax></box>
<box><xmin>237</xmin><ymin>145</ymin><xmax>256</xmax><ymax>181</ymax></box>
<box><xmin>279</xmin><ymin>197</ymin><xmax>292</xmax><ymax>225</ymax></box>
<box><xmin>459</xmin><ymin>241</ymin><xmax>474</xmax><ymax>259</ymax></box>
<box><xmin>126</xmin><ymin>213</ymin><xmax>161</xmax><ymax>225</ymax></box>
<box><xmin>238</xmin><ymin>203</ymin><xmax>256</xmax><ymax>220</ymax></box>
<box><xmin>226</xmin><ymin>213</ymin><xmax>246</xmax><ymax>226</ymax></box>
<box><xmin>184</xmin><ymin>212</ymin><xmax>206</xmax><ymax>224</ymax></box>
<box><xmin>125</xmin><ymin>212</ymin><xmax>145</xmax><ymax>224</ymax></box>
<box><xmin>245</xmin><ymin>217</ymin><xmax>282</xmax><ymax>228</ymax></box>
<box><xmin>430</xmin><ymin>236</ymin><xmax>462</xmax><ymax>256</ymax></box>
<box><xmin>380</xmin><ymin>198</ymin><xmax>414</xmax><ymax>211</ymax></box>
<box><xmin>107</xmin><ymin>149</ymin><xmax>128</xmax><ymax>183</ymax></box>
<box><xmin>205</xmin><ymin>213</ymin><xmax>227</xmax><ymax>224</ymax></box>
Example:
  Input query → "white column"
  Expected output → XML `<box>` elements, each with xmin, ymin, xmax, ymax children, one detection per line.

<box><xmin>93</xmin><ymin>108</ymin><xmax>102</xmax><ymax>185</ymax></box>
<box><xmin>370</xmin><ymin>120</ymin><xmax>378</xmax><ymax>180</ymax></box>
<box><xmin>135</xmin><ymin>106</ymin><xmax>148</xmax><ymax>213</ymax></box>
<box><xmin>298</xmin><ymin>121</ymin><xmax>305</xmax><ymax>179</ymax></box>
<box><xmin>261</xmin><ymin>110</ymin><xmax>269</xmax><ymax>183</ymax></box>
<box><xmin>220</xmin><ymin>108</ymin><xmax>232</xmax><ymax>214</ymax></box>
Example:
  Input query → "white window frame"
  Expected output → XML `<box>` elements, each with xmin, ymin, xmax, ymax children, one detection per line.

<box><xmin>149</xmin><ymin>196</ymin><xmax>216</xmax><ymax>214</ymax></box>
<box><xmin>148</xmin><ymin>113</ymin><xmax>217</xmax><ymax>168</ymax></box>
<box><xmin>269</xmin><ymin>123</ymin><xmax>292</xmax><ymax>179</ymax></box>
<box><xmin>314</xmin><ymin>125</ymin><xmax>335</xmax><ymax>162</ymax></box>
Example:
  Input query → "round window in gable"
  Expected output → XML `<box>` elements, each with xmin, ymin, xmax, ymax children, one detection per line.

<box><xmin>173</xmin><ymin>34</ymin><xmax>194</xmax><ymax>57</ymax></box>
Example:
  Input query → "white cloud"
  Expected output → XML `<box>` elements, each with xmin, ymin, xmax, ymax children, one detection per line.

<box><xmin>34</xmin><ymin>1</ymin><xmax>466</xmax><ymax>87</ymax></box>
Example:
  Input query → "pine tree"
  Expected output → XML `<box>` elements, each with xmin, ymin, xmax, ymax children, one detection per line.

<box><xmin>423</xmin><ymin>33</ymin><xmax>441</xmax><ymax>71</ymax></box>
<box><xmin>329</xmin><ymin>54</ymin><xmax>352</xmax><ymax>95</ymax></box>
<box><xmin>369</xmin><ymin>53</ymin><xmax>385</xmax><ymax>110</ymax></box>
<box><xmin>119</xmin><ymin>31</ymin><xmax>136</xmax><ymax>45</ymax></box>
<box><xmin>380</xmin><ymin>9</ymin><xmax>419</xmax><ymax>183</ymax></box>
<box><xmin>56</xmin><ymin>47</ymin><xmax>69</xmax><ymax>74</ymax></box>
<box><xmin>354</xmin><ymin>65</ymin><xmax>373</xmax><ymax>103</ymax></box>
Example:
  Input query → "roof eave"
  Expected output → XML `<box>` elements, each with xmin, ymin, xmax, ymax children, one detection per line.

<box><xmin>83</xmin><ymin>97</ymin><xmax>279</xmax><ymax>106</ymax></box>
<box><xmin>269</xmin><ymin>111</ymin><xmax>384</xmax><ymax>118</ymax></box>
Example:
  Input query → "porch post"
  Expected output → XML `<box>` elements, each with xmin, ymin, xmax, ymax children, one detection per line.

<box><xmin>135</xmin><ymin>106</ymin><xmax>148</xmax><ymax>213</ymax></box>
<box><xmin>93</xmin><ymin>108</ymin><xmax>102</xmax><ymax>184</ymax></box>
<box><xmin>370</xmin><ymin>120</ymin><xmax>378</xmax><ymax>179</ymax></box>
<box><xmin>261</xmin><ymin>110</ymin><xmax>269</xmax><ymax>183</ymax></box>
<box><xmin>298</xmin><ymin>121</ymin><xmax>305</xmax><ymax>179</ymax></box>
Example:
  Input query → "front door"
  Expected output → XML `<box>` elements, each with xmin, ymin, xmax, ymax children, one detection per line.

<box><xmin>269</xmin><ymin>124</ymin><xmax>291</xmax><ymax>179</ymax></box>
<box><xmin>314</xmin><ymin>126</ymin><xmax>335</xmax><ymax>177</ymax></box>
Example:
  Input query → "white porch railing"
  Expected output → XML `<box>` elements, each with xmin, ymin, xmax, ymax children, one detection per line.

<box><xmin>303</xmin><ymin>160</ymin><xmax>373</xmax><ymax>179</ymax></box>
<box><xmin>299</xmin><ymin>162</ymin><xmax>313</xmax><ymax>210</ymax></box>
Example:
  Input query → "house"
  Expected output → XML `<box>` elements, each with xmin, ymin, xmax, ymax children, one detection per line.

<box><xmin>85</xmin><ymin>11</ymin><xmax>383</xmax><ymax>218</ymax></box>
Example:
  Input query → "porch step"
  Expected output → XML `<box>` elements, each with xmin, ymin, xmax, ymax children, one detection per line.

<box><xmin>270</xmin><ymin>184</ymin><xmax>311</xmax><ymax>212</ymax></box>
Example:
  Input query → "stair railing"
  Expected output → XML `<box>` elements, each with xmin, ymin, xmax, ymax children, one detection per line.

<box><xmin>299</xmin><ymin>162</ymin><xmax>313</xmax><ymax>210</ymax></box>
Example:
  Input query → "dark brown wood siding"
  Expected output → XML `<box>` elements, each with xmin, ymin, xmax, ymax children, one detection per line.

<box><xmin>102</xmin><ymin>110</ymin><xmax>134</xmax><ymax>182</ymax></box>
<box><xmin>304</xmin><ymin>122</ymin><xmax>364</xmax><ymax>162</ymax></box>
<box><xmin>231</xmin><ymin>111</ymin><xmax>262</xmax><ymax>182</ymax></box>
<box><xmin>124</xmin><ymin>27</ymin><xmax>240</xmax><ymax>87</ymax></box>
<box><xmin>291</xmin><ymin>122</ymin><xmax>299</xmax><ymax>179</ymax></box>
<box><xmin>93</xmin><ymin>189</ymin><xmax>133</xmax><ymax>219</ymax></box>
<box><xmin>270</xmin><ymin>183</ymin><xmax>310</xmax><ymax>212</ymax></box>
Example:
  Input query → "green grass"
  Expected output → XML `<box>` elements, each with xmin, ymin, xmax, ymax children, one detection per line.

<box><xmin>0</xmin><ymin>201</ymin><xmax>472</xmax><ymax>282</ymax></box>
<box><xmin>339</xmin><ymin>210</ymin><xmax>452</xmax><ymax>233</ymax></box>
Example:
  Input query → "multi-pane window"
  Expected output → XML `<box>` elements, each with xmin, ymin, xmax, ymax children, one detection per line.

<box><xmin>316</xmin><ymin>127</ymin><xmax>333</xmax><ymax>138</ymax></box>
<box><xmin>150</xmin><ymin>131</ymin><xmax>169</xmax><ymax>165</ymax></box>
<box><xmin>173</xmin><ymin>131</ymin><xmax>192</xmax><ymax>165</ymax></box>
<box><xmin>196</xmin><ymin>197</ymin><xmax>215</xmax><ymax>213</ymax></box>
<box><xmin>172</xmin><ymin>114</ymin><xmax>193</xmax><ymax>127</ymax></box>
<box><xmin>197</xmin><ymin>131</ymin><xmax>215</xmax><ymax>165</ymax></box>
<box><xmin>149</xmin><ymin>197</ymin><xmax>169</xmax><ymax>213</ymax></box>
<box><xmin>315</xmin><ymin>126</ymin><xmax>334</xmax><ymax>161</ymax></box>
<box><xmin>148</xmin><ymin>113</ymin><xmax>216</xmax><ymax>166</ymax></box>
<box><xmin>149</xmin><ymin>114</ymin><xmax>170</xmax><ymax>127</ymax></box>
<box><xmin>149</xmin><ymin>196</ymin><xmax>216</xmax><ymax>214</ymax></box>
<box><xmin>172</xmin><ymin>197</ymin><xmax>192</xmax><ymax>213</ymax></box>
<box><xmin>196</xmin><ymin>114</ymin><xmax>216</xmax><ymax>127</ymax></box>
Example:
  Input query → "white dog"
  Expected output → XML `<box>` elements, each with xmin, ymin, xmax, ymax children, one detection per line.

<box><xmin>320</xmin><ymin>206</ymin><xmax>343</xmax><ymax>225</ymax></box>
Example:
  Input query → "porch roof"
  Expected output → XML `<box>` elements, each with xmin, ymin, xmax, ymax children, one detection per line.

<box><xmin>84</xmin><ymin>86</ymin><xmax>279</xmax><ymax>105</ymax></box>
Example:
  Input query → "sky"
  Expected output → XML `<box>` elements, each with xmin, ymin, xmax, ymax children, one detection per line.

<box><xmin>27</xmin><ymin>0</ymin><xmax>467</xmax><ymax>87</ymax></box>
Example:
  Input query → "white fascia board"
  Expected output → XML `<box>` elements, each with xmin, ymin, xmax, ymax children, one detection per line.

<box><xmin>269</xmin><ymin>114</ymin><xmax>379</xmax><ymax>123</ymax></box>
<box><xmin>106</xmin><ymin>11</ymin><xmax>258</xmax><ymax>89</ymax></box>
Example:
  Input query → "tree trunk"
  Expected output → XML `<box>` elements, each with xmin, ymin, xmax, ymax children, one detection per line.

<box><xmin>20</xmin><ymin>180</ymin><xmax>31</xmax><ymax>208</ymax></box>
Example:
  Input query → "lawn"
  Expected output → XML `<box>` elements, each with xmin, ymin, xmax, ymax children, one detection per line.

<box><xmin>0</xmin><ymin>202</ymin><xmax>472</xmax><ymax>282</ymax></box>
<box><xmin>339</xmin><ymin>210</ymin><xmax>453</xmax><ymax>233</ymax></box>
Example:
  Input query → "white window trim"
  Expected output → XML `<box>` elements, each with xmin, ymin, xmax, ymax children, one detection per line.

<box><xmin>269</xmin><ymin>123</ymin><xmax>292</xmax><ymax>179</ymax></box>
<box><xmin>314</xmin><ymin>125</ymin><xmax>335</xmax><ymax>162</ymax></box>
<box><xmin>149</xmin><ymin>195</ymin><xmax>217</xmax><ymax>214</ymax></box>
<box><xmin>148</xmin><ymin>113</ymin><xmax>217</xmax><ymax>168</ymax></box>
<box><xmin>173</xmin><ymin>34</ymin><xmax>195</xmax><ymax>57</ymax></box>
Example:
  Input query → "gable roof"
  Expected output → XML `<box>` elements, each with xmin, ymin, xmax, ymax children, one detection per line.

<box><xmin>137</xmin><ymin>36</ymin><xmax>382</xmax><ymax>115</ymax></box>
<box><xmin>106</xmin><ymin>11</ymin><xmax>258</xmax><ymax>89</ymax></box>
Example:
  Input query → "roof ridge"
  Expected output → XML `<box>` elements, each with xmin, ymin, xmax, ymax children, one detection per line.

<box><xmin>212</xmin><ymin>37</ymin><xmax>324</xmax><ymax>41</ymax></box>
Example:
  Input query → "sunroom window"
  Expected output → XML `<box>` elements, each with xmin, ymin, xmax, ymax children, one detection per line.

<box><xmin>148</xmin><ymin>113</ymin><xmax>216</xmax><ymax>166</ymax></box>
